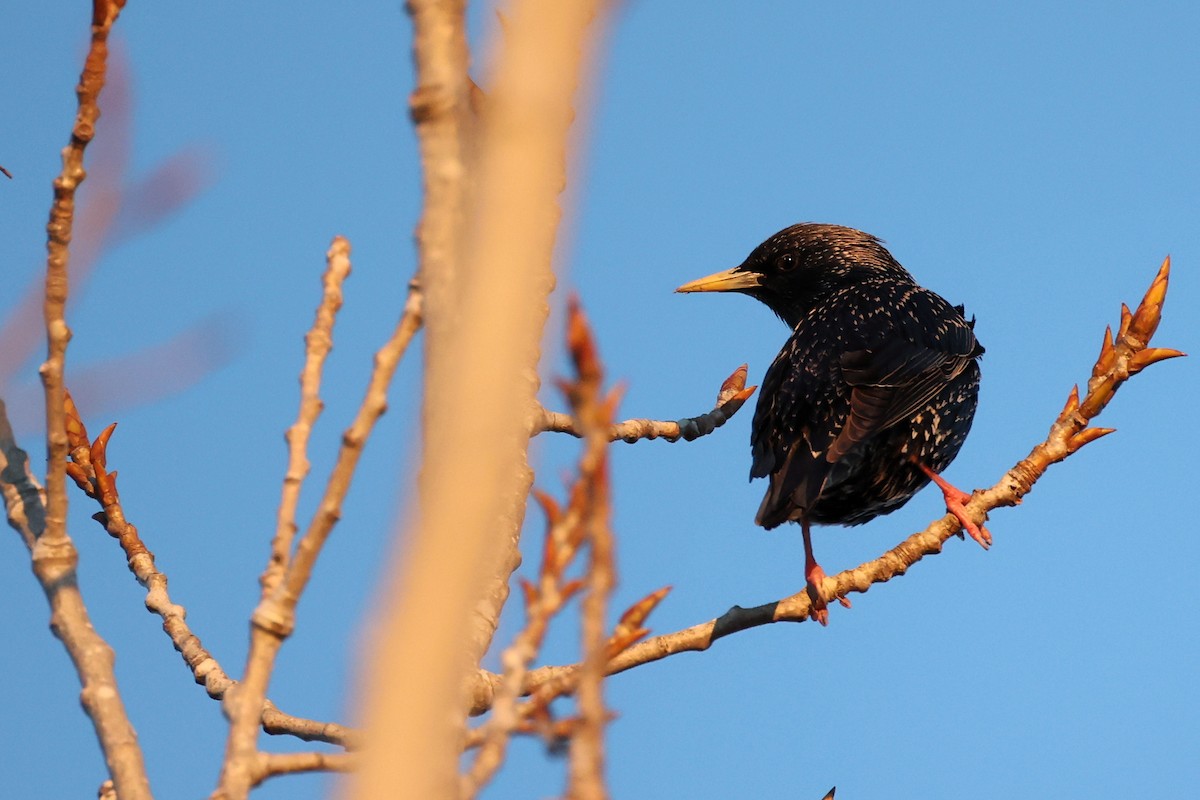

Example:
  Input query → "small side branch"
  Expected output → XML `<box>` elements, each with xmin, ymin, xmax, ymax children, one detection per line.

<box><xmin>250</xmin><ymin>751</ymin><xmax>357</xmax><ymax>789</ymax></box>
<box><xmin>536</xmin><ymin>364</ymin><xmax>756</xmax><ymax>443</ymax></box>
<box><xmin>216</xmin><ymin>243</ymin><xmax>422</xmax><ymax>800</ymax></box>
<box><xmin>261</xmin><ymin>236</ymin><xmax>354</xmax><ymax>597</ymax></box>
<box><xmin>565</xmin><ymin>301</ymin><xmax>618</xmax><ymax>800</ymax></box>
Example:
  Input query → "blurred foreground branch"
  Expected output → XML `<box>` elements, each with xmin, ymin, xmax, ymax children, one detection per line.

<box><xmin>348</xmin><ymin>1</ymin><xmax>607</xmax><ymax>796</ymax></box>
<box><xmin>463</xmin><ymin>301</ymin><xmax>633</xmax><ymax>798</ymax></box>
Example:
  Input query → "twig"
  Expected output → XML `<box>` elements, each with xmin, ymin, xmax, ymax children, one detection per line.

<box><xmin>536</xmin><ymin>364</ymin><xmax>757</xmax><ymax>443</ymax></box>
<box><xmin>460</xmin><ymin>487</ymin><xmax>581</xmax><ymax>796</ymax></box>
<box><xmin>260</xmin><ymin>702</ymin><xmax>362</xmax><ymax>749</ymax></box>
<box><xmin>461</xmin><ymin>301</ymin><xmax>619</xmax><ymax>798</ymax></box>
<box><xmin>216</xmin><ymin>247</ymin><xmax>423</xmax><ymax>800</ymax></box>
<box><xmin>261</xmin><ymin>236</ymin><xmax>353</xmax><ymax>597</ymax></box>
<box><xmin>250</xmin><ymin>751</ymin><xmax>357</xmax><ymax>788</ymax></box>
<box><xmin>29</xmin><ymin>3</ymin><xmax>151</xmax><ymax>798</ymax></box>
<box><xmin>469</xmin><ymin>257</ymin><xmax>1183</xmax><ymax>713</ymax></box>
<box><xmin>41</xmin><ymin>0</ymin><xmax>127</xmax><ymax>548</ymax></box>
<box><xmin>565</xmin><ymin>301</ymin><xmax>617</xmax><ymax>800</ymax></box>
<box><xmin>279</xmin><ymin>279</ymin><xmax>423</xmax><ymax>609</ymax></box>
<box><xmin>61</xmin><ymin>395</ymin><xmax>362</xmax><ymax>750</ymax></box>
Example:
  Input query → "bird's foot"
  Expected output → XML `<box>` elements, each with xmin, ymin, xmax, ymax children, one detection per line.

<box><xmin>916</xmin><ymin>464</ymin><xmax>991</xmax><ymax>549</ymax></box>
<box><xmin>805</xmin><ymin>562</ymin><xmax>851</xmax><ymax>626</ymax></box>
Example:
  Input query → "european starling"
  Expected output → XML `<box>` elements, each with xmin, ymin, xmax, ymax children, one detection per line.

<box><xmin>677</xmin><ymin>223</ymin><xmax>986</xmax><ymax>624</ymax></box>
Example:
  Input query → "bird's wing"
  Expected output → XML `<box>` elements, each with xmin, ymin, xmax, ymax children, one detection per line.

<box><xmin>750</xmin><ymin>335</ymin><xmax>838</xmax><ymax>528</ymax></box>
<box><xmin>751</xmin><ymin>287</ymin><xmax>980</xmax><ymax>528</ymax></box>
<box><xmin>828</xmin><ymin>336</ymin><xmax>974</xmax><ymax>462</ymax></box>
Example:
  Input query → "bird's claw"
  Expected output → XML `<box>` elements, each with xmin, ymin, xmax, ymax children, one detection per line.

<box><xmin>915</xmin><ymin>461</ymin><xmax>992</xmax><ymax>550</ymax></box>
<box><xmin>944</xmin><ymin>492</ymin><xmax>991</xmax><ymax>550</ymax></box>
<box><xmin>805</xmin><ymin>563</ymin><xmax>851</xmax><ymax>626</ymax></box>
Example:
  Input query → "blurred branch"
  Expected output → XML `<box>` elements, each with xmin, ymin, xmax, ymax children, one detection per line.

<box><xmin>536</xmin><ymin>364</ymin><xmax>756</xmax><ymax>443</ymax></box>
<box><xmin>403</xmin><ymin>0</ymin><xmax>528</xmax><ymax>691</ymax></box>
<box><xmin>350</xmin><ymin>0</ymin><xmax>605</xmax><ymax>796</ymax></box>
<box><xmin>565</xmin><ymin>301</ymin><xmax>617</xmax><ymax>800</ymax></box>
<box><xmin>216</xmin><ymin>239</ymin><xmax>421</xmax><ymax>799</ymax></box>
<box><xmin>1</xmin><ymin>315</ymin><xmax>240</xmax><ymax>434</ymax></box>
<box><xmin>470</xmin><ymin>257</ymin><xmax>1183</xmax><ymax>713</ymax></box>
<box><xmin>462</xmin><ymin>301</ymin><xmax>627</xmax><ymax>798</ymax></box>
<box><xmin>0</xmin><ymin>398</ymin><xmax>46</xmax><ymax>550</ymax></box>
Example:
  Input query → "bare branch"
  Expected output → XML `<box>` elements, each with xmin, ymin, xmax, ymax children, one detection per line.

<box><xmin>279</xmin><ymin>278</ymin><xmax>423</xmax><ymax>608</ymax></box>
<box><xmin>217</xmin><ymin>244</ymin><xmax>422</xmax><ymax>799</ymax></box>
<box><xmin>261</xmin><ymin>236</ymin><xmax>353</xmax><ymax>598</ymax></box>
<box><xmin>566</xmin><ymin>301</ymin><xmax>617</xmax><ymax>800</ymax></box>
<box><xmin>260</xmin><ymin>702</ymin><xmax>362</xmax><ymax>749</ymax></box>
<box><xmin>250</xmin><ymin>751</ymin><xmax>357</xmax><ymax>788</ymax></box>
<box><xmin>461</xmin><ymin>301</ymin><xmax>618</xmax><ymax>798</ymax></box>
<box><xmin>41</xmin><ymin>0</ymin><xmax>127</xmax><ymax>547</ymax></box>
<box><xmin>26</xmin><ymin>3</ymin><xmax>152</xmax><ymax>797</ymax></box>
<box><xmin>537</xmin><ymin>364</ymin><xmax>757</xmax><ymax>443</ymax></box>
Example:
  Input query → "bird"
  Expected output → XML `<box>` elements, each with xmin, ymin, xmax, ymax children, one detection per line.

<box><xmin>677</xmin><ymin>223</ymin><xmax>986</xmax><ymax>624</ymax></box>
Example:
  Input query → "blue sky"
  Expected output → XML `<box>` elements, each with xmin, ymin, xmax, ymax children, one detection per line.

<box><xmin>3</xmin><ymin>2</ymin><xmax>1197</xmax><ymax>798</ymax></box>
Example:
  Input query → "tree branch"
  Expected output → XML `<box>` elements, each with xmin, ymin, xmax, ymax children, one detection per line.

<box><xmin>27</xmin><ymin>3</ymin><xmax>151</xmax><ymax>798</ymax></box>
<box><xmin>536</xmin><ymin>364</ymin><xmax>757</xmax><ymax>443</ymax></box>
<box><xmin>565</xmin><ymin>301</ymin><xmax>617</xmax><ymax>800</ymax></box>
<box><xmin>216</xmin><ymin>241</ymin><xmax>421</xmax><ymax>799</ymax></box>
<box><xmin>250</xmin><ymin>751</ymin><xmax>357</xmax><ymax>789</ymax></box>
<box><xmin>261</xmin><ymin>236</ymin><xmax>354</xmax><ymax>598</ymax></box>
<box><xmin>461</xmin><ymin>301</ymin><xmax>622</xmax><ymax>798</ymax></box>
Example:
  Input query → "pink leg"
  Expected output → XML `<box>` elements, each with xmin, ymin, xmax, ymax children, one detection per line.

<box><xmin>802</xmin><ymin>517</ymin><xmax>851</xmax><ymax>627</ymax></box>
<box><xmin>913</xmin><ymin>461</ymin><xmax>991</xmax><ymax>549</ymax></box>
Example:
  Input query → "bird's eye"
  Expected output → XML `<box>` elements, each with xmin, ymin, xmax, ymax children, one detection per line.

<box><xmin>777</xmin><ymin>253</ymin><xmax>798</xmax><ymax>272</ymax></box>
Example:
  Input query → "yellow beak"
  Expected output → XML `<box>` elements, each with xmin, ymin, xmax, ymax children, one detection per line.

<box><xmin>675</xmin><ymin>267</ymin><xmax>761</xmax><ymax>294</ymax></box>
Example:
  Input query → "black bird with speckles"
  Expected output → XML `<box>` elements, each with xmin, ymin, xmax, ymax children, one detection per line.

<box><xmin>677</xmin><ymin>223</ymin><xmax>986</xmax><ymax>624</ymax></box>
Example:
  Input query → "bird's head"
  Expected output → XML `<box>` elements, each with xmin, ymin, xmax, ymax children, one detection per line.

<box><xmin>676</xmin><ymin>223</ymin><xmax>914</xmax><ymax>328</ymax></box>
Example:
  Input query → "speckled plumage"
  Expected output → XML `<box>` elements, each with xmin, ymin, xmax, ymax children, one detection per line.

<box><xmin>677</xmin><ymin>223</ymin><xmax>984</xmax><ymax>621</ymax></box>
<box><xmin>750</xmin><ymin>273</ymin><xmax>981</xmax><ymax>528</ymax></box>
